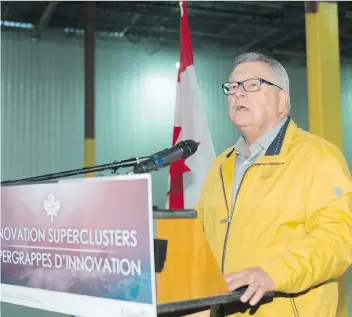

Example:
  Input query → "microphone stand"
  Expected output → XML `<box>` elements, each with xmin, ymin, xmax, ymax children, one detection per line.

<box><xmin>0</xmin><ymin>157</ymin><xmax>149</xmax><ymax>186</ymax></box>
<box><xmin>0</xmin><ymin>155</ymin><xmax>199</xmax><ymax>277</ymax></box>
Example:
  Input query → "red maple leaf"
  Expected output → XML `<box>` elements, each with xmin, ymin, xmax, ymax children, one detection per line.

<box><xmin>168</xmin><ymin>126</ymin><xmax>200</xmax><ymax>209</ymax></box>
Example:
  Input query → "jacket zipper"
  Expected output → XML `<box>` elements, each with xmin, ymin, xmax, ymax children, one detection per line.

<box><xmin>219</xmin><ymin>162</ymin><xmax>298</xmax><ymax>316</ymax></box>
<box><xmin>219</xmin><ymin>164</ymin><xmax>255</xmax><ymax>273</ymax></box>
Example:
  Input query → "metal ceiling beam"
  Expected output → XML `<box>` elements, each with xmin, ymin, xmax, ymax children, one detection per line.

<box><xmin>98</xmin><ymin>2</ymin><xmax>352</xmax><ymax>37</ymax></box>
<box><xmin>272</xmin><ymin>49</ymin><xmax>305</xmax><ymax>57</ymax></box>
<box><xmin>2</xmin><ymin>2</ymin><xmax>11</xmax><ymax>21</ymax></box>
<box><xmin>29</xmin><ymin>1</ymin><xmax>350</xmax><ymax>39</ymax></box>
<box><xmin>139</xmin><ymin>2</ymin><xmax>297</xmax><ymax>19</ymax></box>
<box><xmin>76</xmin><ymin>19</ymin><xmax>252</xmax><ymax>42</ymax></box>
<box><xmin>122</xmin><ymin>24</ymin><xmax>251</xmax><ymax>42</ymax></box>
<box><xmin>237</xmin><ymin>28</ymin><xmax>280</xmax><ymax>52</ymax></box>
<box><xmin>340</xmin><ymin>42</ymin><xmax>352</xmax><ymax>51</ymax></box>
<box><xmin>261</xmin><ymin>30</ymin><xmax>304</xmax><ymax>52</ymax></box>
<box><xmin>54</xmin><ymin>17</ymin><xmax>249</xmax><ymax>44</ymax></box>
<box><xmin>119</xmin><ymin>14</ymin><xmax>141</xmax><ymax>35</ymax></box>
<box><xmin>95</xmin><ymin>2</ymin><xmax>304</xmax><ymax>29</ymax></box>
<box><xmin>235</xmin><ymin>2</ymin><xmax>284</xmax><ymax>10</ymax></box>
<box><xmin>271</xmin><ymin>30</ymin><xmax>303</xmax><ymax>46</ymax></box>
<box><xmin>32</xmin><ymin>1</ymin><xmax>59</xmax><ymax>39</ymax></box>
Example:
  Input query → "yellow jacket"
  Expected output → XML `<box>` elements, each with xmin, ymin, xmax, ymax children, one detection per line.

<box><xmin>196</xmin><ymin>119</ymin><xmax>352</xmax><ymax>317</ymax></box>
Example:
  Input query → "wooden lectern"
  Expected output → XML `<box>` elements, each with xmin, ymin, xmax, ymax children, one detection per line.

<box><xmin>153</xmin><ymin>209</ymin><xmax>260</xmax><ymax>317</ymax></box>
<box><xmin>153</xmin><ymin>209</ymin><xmax>274</xmax><ymax>316</ymax></box>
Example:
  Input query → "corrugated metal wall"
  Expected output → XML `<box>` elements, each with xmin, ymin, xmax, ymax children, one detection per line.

<box><xmin>3</xmin><ymin>31</ymin><xmax>350</xmax><ymax>206</ymax></box>
<box><xmin>1</xmin><ymin>31</ymin><xmax>85</xmax><ymax>183</ymax></box>
<box><xmin>1</xmin><ymin>30</ymin><xmax>352</xmax><ymax>317</ymax></box>
<box><xmin>1</xmin><ymin>31</ymin><xmax>351</xmax><ymax>206</ymax></box>
<box><xmin>341</xmin><ymin>63</ymin><xmax>352</xmax><ymax>317</ymax></box>
<box><xmin>341</xmin><ymin>64</ymin><xmax>352</xmax><ymax>170</ymax></box>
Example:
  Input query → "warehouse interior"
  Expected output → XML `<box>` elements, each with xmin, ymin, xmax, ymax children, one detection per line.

<box><xmin>1</xmin><ymin>1</ymin><xmax>352</xmax><ymax>317</ymax></box>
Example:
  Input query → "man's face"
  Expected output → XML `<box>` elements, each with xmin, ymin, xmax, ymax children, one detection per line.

<box><xmin>228</xmin><ymin>61</ymin><xmax>288</xmax><ymax>133</ymax></box>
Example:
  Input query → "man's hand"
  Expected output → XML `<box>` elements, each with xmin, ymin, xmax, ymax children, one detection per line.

<box><xmin>224</xmin><ymin>267</ymin><xmax>275</xmax><ymax>306</ymax></box>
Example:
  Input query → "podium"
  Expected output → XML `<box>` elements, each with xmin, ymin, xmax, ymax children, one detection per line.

<box><xmin>1</xmin><ymin>175</ymin><xmax>273</xmax><ymax>317</ymax></box>
<box><xmin>153</xmin><ymin>209</ymin><xmax>269</xmax><ymax>317</ymax></box>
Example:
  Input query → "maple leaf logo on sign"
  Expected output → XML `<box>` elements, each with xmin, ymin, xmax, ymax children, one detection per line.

<box><xmin>43</xmin><ymin>193</ymin><xmax>60</xmax><ymax>223</ymax></box>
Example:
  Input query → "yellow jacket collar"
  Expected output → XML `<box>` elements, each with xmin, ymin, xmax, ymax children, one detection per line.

<box><xmin>218</xmin><ymin>118</ymin><xmax>297</xmax><ymax>205</ymax></box>
<box><xmin>222</xmin><ymin>117</ymin><xmax>296</xmax><ymax>165</ymax></box>
<box><xmin>257</xmin><ymin>116</ymin><xmax>296</xmax><ymax>164</ymax></box>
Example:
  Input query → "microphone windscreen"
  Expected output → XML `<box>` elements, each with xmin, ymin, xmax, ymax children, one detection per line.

<box><xmin>181</xmin><ymin>140</ymin><xmax>198</xmax><ymax>158</ymax></box>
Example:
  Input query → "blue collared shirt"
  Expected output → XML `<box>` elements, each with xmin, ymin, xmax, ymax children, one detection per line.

<box><xmin>232</xmin><ymin>116</ymin><xmax>288</xmax><ymax>208</ymax></box>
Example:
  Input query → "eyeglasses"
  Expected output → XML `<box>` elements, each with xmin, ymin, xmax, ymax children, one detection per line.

<box><xmin>222</xmin><ymin>78</ymin><xmax>282</xmax><ymax>95</ymax></box>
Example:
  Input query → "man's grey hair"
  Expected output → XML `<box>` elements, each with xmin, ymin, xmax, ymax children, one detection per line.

<box><xmin>233</xmin><ymin>52</ymin><xmax>291</xmax><ymax>112</ymax></box>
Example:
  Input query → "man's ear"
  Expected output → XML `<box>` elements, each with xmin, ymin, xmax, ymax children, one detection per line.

<box><xmin>278</xmin><ymin>90</ymin><xmax>289</xmax><ymax>114</ymax></box>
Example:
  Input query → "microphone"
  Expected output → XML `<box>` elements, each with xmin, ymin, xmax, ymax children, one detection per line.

<box><xmin>133</xmin><ymin>140</ymin><xmax>198</xmax><ymax>174</ymax></box>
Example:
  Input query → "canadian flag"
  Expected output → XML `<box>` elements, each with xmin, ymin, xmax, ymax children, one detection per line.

<box><xmin>166</xmin><ymin>1</ymin><xmax>216</xmax><ymax>210</ymax></box>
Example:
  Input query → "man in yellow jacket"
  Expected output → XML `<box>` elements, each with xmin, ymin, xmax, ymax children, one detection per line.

<box><xmin>196</xmin><ymin>52</ymin><xmax>352</xmax><ymax>317</ymax></box>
